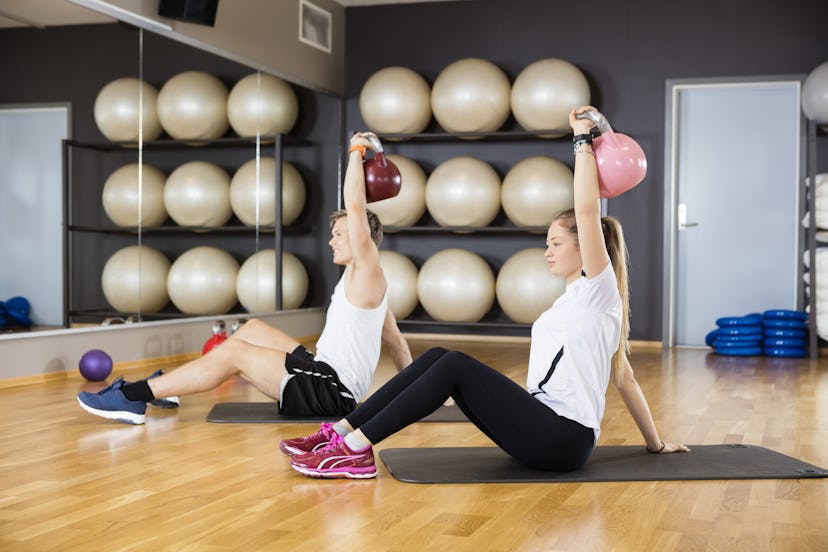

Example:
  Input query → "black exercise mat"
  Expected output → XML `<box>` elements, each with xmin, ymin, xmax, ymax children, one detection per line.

<box><xmin>206</xmin><ymin>402</ymin><xmax>468</xmax><ymax>423</ymax></box>
<box><xmin>379</xmin><ymin>445</ymin><xmax>828</xmax><ymax>484</ymax></box>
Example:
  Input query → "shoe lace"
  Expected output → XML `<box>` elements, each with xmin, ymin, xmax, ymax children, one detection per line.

<box><xmin>317</xmin><ymin>422</ymin><xmax>334</xmax><ymax>439</ymax></box>
<box><xmin>100</xmin><ymin>376</ymin><xmax>125</xmax><ymax>394</ymax></box>
<box><xmin>317</xmin><ymin>432</ymin><xmax>344</xmax><ymax>452</ymax></box>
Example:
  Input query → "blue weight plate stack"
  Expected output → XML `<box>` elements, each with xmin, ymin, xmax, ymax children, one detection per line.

<box><xmin>706</xmin><ymin>310</ymin><xmax>809</xmax><ymax>358</ymax></box>
<box><xmin>709</xmin><ymin>313</ymin><xmax>763</xmax><ymax>356</ymax></box>
<box><xmin>762</xmin><ymin>310</ymin><xmax>808</xmax><ymax>358</ymax></box>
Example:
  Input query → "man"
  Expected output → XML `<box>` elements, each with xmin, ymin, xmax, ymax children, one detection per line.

<box><xmin>77</xmin><ymin>132</ymin><xmax>412</xmax><ymax>424</ymax></box>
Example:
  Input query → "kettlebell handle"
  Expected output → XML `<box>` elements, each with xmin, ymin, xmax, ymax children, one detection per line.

<box><xmin>575</xmin><ymin>108</ymin><xmax>613</xmax><ymax>135</ymax></box>
<box><xmin>365</xmin><ymin>133</ymin><xmax>384</xmax><ymax>154</ymax></box>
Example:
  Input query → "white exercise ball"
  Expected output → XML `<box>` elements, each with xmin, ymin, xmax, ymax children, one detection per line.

<box><xmin>368</xmin><ymin>154</ymin><xmax>427</xmax><ymax>227</ymax></box>
<box><xmin>501</xmin><ymin>157</ymin><xmax>574</xmax><ymax>227</ymax></box>
<box><xmin>496</xmin><ymin>247</ymin><xmax>566</xmax><ymax>324</ymax></box>
<box><xmin>417</xmin><ymin>248</ymin><xmax>494</xmax><ymax>322</ymax></box>
<box><xmin>803</xmin><ymin>61</ymin><xmax>828</xmax><ymax>123</ymax></box>
<box><xmin>227</xmin><ymin>72</ymin><xmax>299</xmax><ymax>137</ymax></box>
<box><xmin>157</xmin><ymin>71</ymin><xmax>229</xmax><ymax>140</ymax></box>
<box><xmin>426</xmin><ymin>157</ymin><xmax>501</xmax><ymax>227</ymax></box>
<box><xmin>102</xmin><ymin>163</ymin><xmax>167</xmax><ymax>227</ymax></box>
<box><xmin>101</xmin><ymin>245</ymin><xmax>170</xmax><ymax>313</ymax></box>
<box><xmin>431</xmin><ymin>58</ymin><xmax>511</xmax><ymax>134</ymax></box>
<box><xmin>164</xmin><ymin>161</ymin><xmax>233</xmax><ymax>227</ymax></box>
<box><xmin>511</xmin><ymin>58</ymin><xmax>591</xmax><ymax>135</ymax></box>
<box><xmin>359</xmin><ymin>66</ymin><xmax>432</xmax><ymax>134</ymax></box>
<box><xmin>236</xmin><ymin>249</ymin><xmax>309</xmax><ymax>312</ymax></box>
<box><xmin>93</xmin><ymin>78</ymin><xmax>163</xmax><ymax>142</ymax></box>
<box><xmin>167</xmin><ymin>246</ymin><xmax>239</xmax><ymax>314</ymax></box>
<box><xmin>230</xmin><ymin>158</ymin><xmax>305</xmax><ymax>226</ymax></box>
<box><xmin>379</xmin><ymin>250</ymin><xmax>419</xmax><ymax>319</ymax></box>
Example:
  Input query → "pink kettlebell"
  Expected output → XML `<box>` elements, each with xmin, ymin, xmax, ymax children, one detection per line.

<box><xmin>577</xmin><ymin>109</ymin><xmax>647</xmax><ymax>198</ymax></box>
<box><xmin>363</xmin><ymin>134</ymin><xmax>402</xmax><ymax>203</ymax></box>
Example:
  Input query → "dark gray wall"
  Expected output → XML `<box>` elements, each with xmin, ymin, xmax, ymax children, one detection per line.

<box><xmin>0</xmin><ymin>23</ymin><xmax>341</xmax><ymax>320</ymax></box>
<box><xmin>2</xmin><ymin>1</ymin><xmax>827</xmax><ymax>337</ymax></box>
<box><xmin>345</xmin><ymin>0</ymin><xmax>828</xmax><ymax>340</ymax></box>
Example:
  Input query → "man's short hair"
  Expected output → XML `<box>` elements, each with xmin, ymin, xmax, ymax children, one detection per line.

<box><xmin>328</xmin><ymin>209</ymin><xmax>383</xmax><ymax>247</ymax></box>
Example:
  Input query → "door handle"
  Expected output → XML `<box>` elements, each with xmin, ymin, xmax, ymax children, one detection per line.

<box><xmin>677</xmin><ymin>203</ymin><xmax>699</xmax><ymax>230</ymax></box>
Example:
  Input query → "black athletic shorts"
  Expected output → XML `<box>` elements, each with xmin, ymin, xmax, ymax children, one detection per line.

<box><xmin>280</xmin><ymin>345</ymin><xmax>358</xmax><ymax>417</ymax></box>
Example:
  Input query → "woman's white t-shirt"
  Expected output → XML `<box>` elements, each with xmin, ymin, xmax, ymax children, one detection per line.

<box><xmin>526</xmin><ymin>263</ymin><xmax>622</xmax><ymax>443</ymax></box>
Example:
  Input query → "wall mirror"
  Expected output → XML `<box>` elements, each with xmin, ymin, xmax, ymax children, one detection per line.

<box><xmin>0</xmin><ymin>0</ymin><xmax>343</xmax><ymax>339</ymax></box>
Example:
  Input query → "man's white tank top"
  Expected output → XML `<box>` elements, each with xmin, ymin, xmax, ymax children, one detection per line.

<box><xmin>314</xmin><ymin>275</ymin><xmax>387</xmax><ymax>402</ymax></box>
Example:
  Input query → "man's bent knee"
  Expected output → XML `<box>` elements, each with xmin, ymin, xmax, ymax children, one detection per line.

<box><xmin>210</xmin><ymin>339</ymin><xmax>247</xmax><ymax>371</ymax></box>
<box><xmin>234</xmin><ymin>318</ymin><xmax>266</xmax><ymax>335</ymax></box>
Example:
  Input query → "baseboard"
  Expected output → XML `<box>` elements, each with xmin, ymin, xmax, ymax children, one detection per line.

<box><xmin>630</xmin><ymin>340</ymin><xmax>664</xmax><ymax>350</ymax></box>
<box><xmin>0</xmin><ymin>308</ymin><xmax>327</xmax><ymax>382</ymax></box>
<box><xmin>0</xmin><ymin>329</ymin><xmax>323</xmax><ymax>390</ymax></box>
<box><xmin>0</xmin><ymin>352</ymin><xmax>201</xmax><ymax>390</ymax></box>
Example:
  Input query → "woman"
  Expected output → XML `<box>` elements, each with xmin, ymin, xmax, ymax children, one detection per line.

<box><xmin>282</xmin><ymin>106</ymin><xmax>688</xmax><ymax>479</ymax></box>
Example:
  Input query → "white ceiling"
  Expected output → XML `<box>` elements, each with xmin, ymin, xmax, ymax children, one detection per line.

<box><xmin>0</xmin><ymin>0</ymin><xmax>458</xmax><ymax>29</ymax></box>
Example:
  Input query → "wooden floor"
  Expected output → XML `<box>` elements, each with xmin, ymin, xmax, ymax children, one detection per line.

<box><xmin>1</xmin><ymin>337</ymin><xmax>827</xmax><ymax>551</ymax></box>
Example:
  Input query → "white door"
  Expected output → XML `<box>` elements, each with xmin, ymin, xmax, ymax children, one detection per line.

<box><xmin>0</xmin><ymin>105</ymin><xmax>70</xmax><ymax>327</ymax></box>
<box><xmin>663</xmin><ymin>78</ymin><xmax>803</xmax><ymax>347</ymax></box>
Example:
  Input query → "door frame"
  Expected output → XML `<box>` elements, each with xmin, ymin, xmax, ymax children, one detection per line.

<box><xmin>661</xmin><ymin>75</ymin><xmax>807</xmax><ymax>348</ymax></box>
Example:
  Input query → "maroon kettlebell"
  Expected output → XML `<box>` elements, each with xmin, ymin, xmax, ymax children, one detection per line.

<box><xmin>363</xmin><ymin>135</ymin><xmax>402</xmax><ymax>203</ymax></box>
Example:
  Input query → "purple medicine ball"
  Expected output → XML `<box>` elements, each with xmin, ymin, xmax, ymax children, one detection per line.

<box><xmin>79</xmin><ymin>349</ymin><xmax>113</xmax><ymax>381</ymax></box>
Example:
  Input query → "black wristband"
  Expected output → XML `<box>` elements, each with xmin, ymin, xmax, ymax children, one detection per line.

<box><xmin>572</xmin><ymin>133</ymin><xmax>592</xmax><ymax>144</ymax></box>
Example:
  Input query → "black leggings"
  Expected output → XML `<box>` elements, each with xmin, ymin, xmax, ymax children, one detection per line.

<box><xmin>346</xmin><ymin>347</ymin><xmax>595</xmax><ymax>471</ymax></box>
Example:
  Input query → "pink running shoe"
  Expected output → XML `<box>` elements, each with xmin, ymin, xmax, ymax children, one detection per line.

<box><xmin>289</xmin><ymin>433</ymin><xmax>376</xmax><ymax>479</ymax></box>
<box><xmin>279</xmin><ymin>422</ymin><xmax>336</xmax><ymax>456</ymax></box>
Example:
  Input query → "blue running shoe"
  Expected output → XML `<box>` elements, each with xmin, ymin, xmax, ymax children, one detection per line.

<box><xmin>77</xmin><ymin>376</ymin><xmax>147</xmax><ymax>424</ymax></box>
<box><xmin>146</xmin><ymin>370</ymin><xmax>180</xmax><ymax>409</ymax></box>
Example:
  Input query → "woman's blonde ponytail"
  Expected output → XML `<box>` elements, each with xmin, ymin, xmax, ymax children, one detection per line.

<box><xmin>601</xmin><ymin>216</ymin><xmax>630</xmax><ymax>387</ymax></box>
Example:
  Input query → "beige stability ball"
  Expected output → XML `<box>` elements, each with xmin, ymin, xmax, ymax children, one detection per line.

<box><xmin>511</xmin><ymin>58</ymin><xmax>591</xmax><ymax>135</ymax></box>
<box><xmin>157</xmin><ymin>71</ymin><xmax>229</xmax><ymax>140</ymax></box>
<box><xmin>378</xmin><ymin>250</ymin><xmax>419</xmax><ymax>319</ymax></box>
<box><xmin>368</xmin><ymin>154</ymin><xmax>427</xmax><ymax>227</ymax></box>
<box><xmin>230</xmin><ymin>158</ymin><xmax>305</xmax><ymax>226</ymax></box>
<box><xmin>802</xmin><ymin>61</ymin><xmax>828</xmax><ymax>123</ymax></box>
<box><xmin>236</xmin><ymin>249</ymin><xmax>309</xmax><ymax>312</ymax></box>
<box><xmin>431</xmin><ymin>58</ymin><xmax>511</xmax><ymax>134</ymax></box>
<box><xmin>102</xmin><ymin>163</ymin><xmax>168</xmax><ymax>227</ymax></box>
<box><xmin>426</xmin><ymin>156</ymin><xmax>501</xmax><ymax>227</ymax></box>
<box><xmin>164</xmin><ymin>161</ymin><xmax>233</xmax><ymax>227</ymax></box>
<box><xmin>501</xmin><ymin>156</ymin><xmax>574</xmax><ymax>227</ymax></box>
<box><xmin>417</xmin><ymin>248</ymin><xmax>495</xmax><ymax>322</ymax></box>
<box><xmin>496</xmin><ymin>247</ymin><xmax>566</xmax><ymax>324</ymax></box>
<box><xmin>167</xmin><ymin>246</ymin><xmax>239</xmax><ymax>314</ymax></box>
<box><xmin>101</xmin><ymin>245</ymin><xmax>170</xmax><ymax>313</ymax></box>
<box><xmin>227</xmin><ymin>72</ymin><xmax>299</xmax><ymax>137</ymax></box>
<box><xmin>93</xmin><ymin>78</ymin><xmax>163</xmax><ymax>142</ymax></box>
<box><xmin>359</xmin><ymin>66</ymin><xmax>432</xmax><ymax>134</ymax></box>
